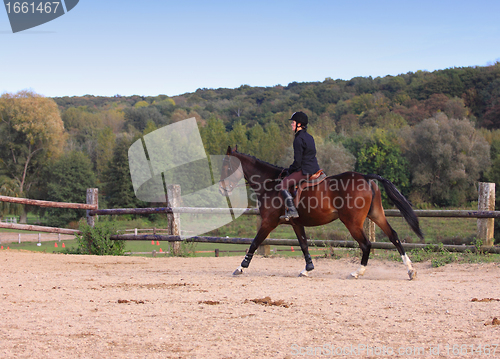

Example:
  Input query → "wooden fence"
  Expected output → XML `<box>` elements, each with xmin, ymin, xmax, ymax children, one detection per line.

<box><xmin>0</xmin><ymin>183</ymin><xmax>499</xmax><ymax>253</ymax></box>
<box><xmin>0</xmin><ymin>194</ymin><xmax>95</xmax><ymax>235</ymax></box>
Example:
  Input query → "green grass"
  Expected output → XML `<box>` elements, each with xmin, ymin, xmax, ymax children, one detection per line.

<box><xmin>0</xmin><ymin>239</ymin><xmax>77</xmax><ymax>253</ymax></box>
<box><xmin>2</xmin><ymin>235</ymin><xmax>499</xmax><ymax>268</ymax></box>
<box><xmin>2</xmin><ymin>204</ymin><xmax>498</xmax><ymax>267</ymax></box>
<box><xmin>202</xmin><ymin>209</ymin><xmax>481</xmax><ymax>245</ymax></box>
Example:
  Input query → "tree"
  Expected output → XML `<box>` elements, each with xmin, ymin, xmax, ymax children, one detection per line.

<box><xmin>261</xmin><ymin>121</ymin><xmax>286</xmax><ymax>164</ymax></box>
<box><xmin>134</xmin><ymin>100</ymin><xmax>149</xmax><ymax>108</ymax></box>
<box><xmin>200</xmin><ymin>116</ymin><xmax>228</xmax><ymax>155</ymax></box>
<box><xmin>401</xmin><ymin>113</ymin><xmax>490</xmax><ymax>206</ymax></box>
<box><xmin>95</xmin><ymin>127</ymin><xmax>116</xmax><ymax>182</ymax></box>
<box><xmin>0</xmin><ymin>91</ymin><xmax>66</xmax><ymax>222</ymax></box>
<box><xmin>345</xmin><ymin>129</ymin><xmax>410</xmax><ymax>201</ymax></box>
<box><xmin>62</xmin><ymin>106</ymin><xmax>101</xmax><ymax>133</ymax></box>
<box><xmin>103</xmin><ymin>136</ymin><xmax>146</xmax><ymax>209</ymax></box>
<box><xmin>0</xmin><ymin>176</ymin><xmax>23</xmax><ymax>218</ymax></box>
<box><xmin>42</xmin><ymin>151</ymin><xmax>97</xmax><ymax>228</ymax></box>
<box><xmin>123</xmin><ymin>106</ymin><xmax>167</xmax><ymax>131</ymax></box>
<box><xmin>247</xmin><ymin>123</ymin><xmax>266</xmax><ymax>158</ymax></box>
<box><xmin>228</xmin><ymin>121</ymin><xmax>249</xmax><ymax>152</ymax></box>
<box><xmin>315</xmin><ymin>142</ymin><xmax>356</xmax><ymax>175</ymax></box>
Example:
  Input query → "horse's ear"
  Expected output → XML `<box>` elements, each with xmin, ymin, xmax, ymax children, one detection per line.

<box><xmin>226</xmin><ymin>146</ymin><xmax>232</xmax><ymax>155</ymax></box>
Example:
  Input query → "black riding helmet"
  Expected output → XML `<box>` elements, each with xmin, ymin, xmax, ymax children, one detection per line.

<box><xmin>289</xmin><ymin>111</ymin><xmax>308</xmax><ymax>127</ymax></box>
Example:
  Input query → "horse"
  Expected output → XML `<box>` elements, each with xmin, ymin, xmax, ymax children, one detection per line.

<box><xmin>219</xmin><ymin>146</ymin><xmax>424</xmax><ymax>280</ymax></box>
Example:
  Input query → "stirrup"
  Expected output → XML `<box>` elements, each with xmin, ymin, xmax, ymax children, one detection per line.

<box><xmin>280</xmin><ymin>208</ymin><xmax>299</xmax><ymax>221</ymax></box>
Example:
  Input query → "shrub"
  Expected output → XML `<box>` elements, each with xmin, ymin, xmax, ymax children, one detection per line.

<box><xmin>75</xmin><ymin>221</ymin><xmax>125</xmax><ymax>255</ymax></box>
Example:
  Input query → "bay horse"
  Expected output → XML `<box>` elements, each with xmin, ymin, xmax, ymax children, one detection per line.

<box><xmin>219</xmin><ymin>146</ymin><xmax>424</xmax><ymax>280</ymax></box>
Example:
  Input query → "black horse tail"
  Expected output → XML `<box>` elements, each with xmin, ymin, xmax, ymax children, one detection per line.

<box><xmin>364</xmin><ymin>174</ymin><xmax>424</xmax><ymax>240</ymax></box>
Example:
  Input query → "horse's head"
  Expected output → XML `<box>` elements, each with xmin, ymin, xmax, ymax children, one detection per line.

<box><xmin>219</xmin><ymin>146</ymin><xmax>244</xmax><ymax>196</ymax></box>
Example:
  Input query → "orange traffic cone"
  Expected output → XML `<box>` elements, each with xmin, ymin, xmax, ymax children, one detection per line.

<box><xmin>1</xmin><ymin>246</ymin><xmax>3</xmax><ymax>250</ymax></box>
<box><xmin>291</xmin><ymin>246</ymin><xmax>295</xmax><ymax>252</ymax></box>
<box><xmin>54</xmin><ymin>243</ymin><xmax>58</xmax><ymax>248</ymax></box>
<box><xmin>62</xmin><ymin>243</ymin><xmax>65</xmax><ymax>248</ymax></box>
<box><xmin>159</xmin><ymin>248</ymin><xmax>163</xmax><ymax>253</ymax></box>
<box><xmin>151</xmin><ymin>240</ymin><xmax>155</xmax><ymax>245</ymax></box>
<box><xmin>156</xmin><ymin>241</ymin><xmax>160</xmax><ymax>246</ymax></box>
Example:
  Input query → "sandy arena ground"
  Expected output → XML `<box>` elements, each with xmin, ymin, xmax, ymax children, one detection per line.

<box><xmin>1</xmin><ymin>250</ymin><xmax>499</xmax><ymax>359</ymax></box>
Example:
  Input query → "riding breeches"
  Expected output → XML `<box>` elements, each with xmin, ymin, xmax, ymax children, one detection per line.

<box><xmin>279</xmin><ymin>171</ymin><xmax>309</xmax><ymax>192</ymax></box>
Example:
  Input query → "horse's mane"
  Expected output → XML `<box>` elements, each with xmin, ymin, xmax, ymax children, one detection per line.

<box><xmin>233</xmin><ymin>150</ymin><xmax>284</xmax><ymax>171</ymax></box>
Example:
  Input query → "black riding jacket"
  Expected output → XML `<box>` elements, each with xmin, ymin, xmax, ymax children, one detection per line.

<box><xmin>288</xmin><ymin>129</ymin><xmax>320</xmax><ymax>175</ymax></box>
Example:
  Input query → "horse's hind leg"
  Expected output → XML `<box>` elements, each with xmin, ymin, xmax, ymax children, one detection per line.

<box><xmin>343</xmin><ymin>224</ymin><xmax>372</xmax><ymax>279</ymax></box>
<box><xmin>291</xmin><ymin>224</ymin><xmax>314</xmax><ymax>277</ymax></box>
<box><xmin>368</xmin><ymin>204</ymin><xmax>416</xmax><ymax>280</ymax></box>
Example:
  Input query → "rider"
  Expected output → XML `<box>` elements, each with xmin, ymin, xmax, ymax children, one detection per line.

<box><xmin>279</xmin><ymin>111</ymin><xmax>320</xmax><ymax>220</ymax></box>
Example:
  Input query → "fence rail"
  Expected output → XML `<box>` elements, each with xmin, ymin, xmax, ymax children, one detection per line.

<box><xmin>108</xmin><ymin>234</ymin><xmax>500</xmax><ymax>254</ymax></box>
<box><xmin>90</xmin><ymin>207</ymin><xmax>500</xmax><ymax>218</ymax></box>
<box><xmin>0</xmin><ymin>222</ymin><xmax>79</xmax><ymax>235</ymax></box>
<box><xmin>385</xmin><ymin>209</ymin><xmax>500</xmax><ymax>218</ymax></box>
<box><xmin>1</xmin><ymin>183</ymin><xmax>499</xmax><ymax>252</ymax></box>
<box><xmin>0</xmin><ymin>195</ymin><xmax>97</xmax><ymax>210</ymax></box>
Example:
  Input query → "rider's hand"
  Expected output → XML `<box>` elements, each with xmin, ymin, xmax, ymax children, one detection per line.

<box><xmin>279</xmin><ymin>169</ymin><xmax>289</xmax><ymax>179</ymax></box>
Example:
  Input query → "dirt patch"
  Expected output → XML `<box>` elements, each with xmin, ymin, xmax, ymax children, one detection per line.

<box><xmin>484</xmin><ymin>317</ymin><xmax>500</xmax><ymax>326</ymax></box>
<box><xmin>198</xmin><ymin>300</ymin><xmax>221</xmax><ymax>305</ymax></box>
<box><xmin>245</xmin><ymin>296</ymin><xmax>292</xmax><ymax>308</ymax></box>
<box><xmin>1</xmin><ymin>251</ymin><xmax>500</xmax><ymax>358</ymax></box>
<box><xmin>471</xmin><ymin>298</ymin><xmax>500</xmax><ymax>302</ymax></box>
<box><xmin>117</xmin><ymin>299</ymin><xmax>146</xmax><ymax>304</ymax></box>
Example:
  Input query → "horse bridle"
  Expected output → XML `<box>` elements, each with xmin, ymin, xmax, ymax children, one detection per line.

<box><xmin>220</xmin><ymin>155</ymin><xmax>246</xmax><ymax>192</ymax></box>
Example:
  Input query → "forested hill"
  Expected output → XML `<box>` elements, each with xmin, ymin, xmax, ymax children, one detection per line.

<box><xmin>53</xmin><ymin>62</ymin><xmax>500</xmax><ymax>131</ymax></box>
<box><xmin>2</xmin><ymin>63</ymin><xmax>500</xmax><ymax>229</ymax></box>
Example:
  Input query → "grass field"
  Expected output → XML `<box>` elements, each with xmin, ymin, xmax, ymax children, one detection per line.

<box><xmin>1</xmin><ymin>204</ymin><xmax>498</xmax><ymax>268</ymax></box>
<box><xmin>3</xmin><ymin>236</ymin><xmax>500</xmax><ymax>270</ymax></box>
<box><xmin>201</xmin><ymin>210</ymin><xmax>480</xmax><ymax>245</ymax></box>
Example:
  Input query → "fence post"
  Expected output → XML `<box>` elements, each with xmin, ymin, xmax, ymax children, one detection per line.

<box><xmin>363</xmin><ymin>218</ymin><xmax>376</xmax><ymax>253</ymax></box>
<box><xmin>167</xmin><ymin>184</ymin><xmax>181</xmax><ymax>255</ymax></box>
<box><xmin>86</xmin><ymin>188</ymin><xmax>98</xmax><ymax>228</ymax></box>
<box><xmin>477</xmin><ymin>182</ymin><xmax>495</xmax><ymax>246</ymax></box>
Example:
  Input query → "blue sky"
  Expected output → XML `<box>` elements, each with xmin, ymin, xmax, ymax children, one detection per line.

<box><xmin>1</xmin><ymin>0</ymin><xmax>499</xmax><ymax>97</ymax></box>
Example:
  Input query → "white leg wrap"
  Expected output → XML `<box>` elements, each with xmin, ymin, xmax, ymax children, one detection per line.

<box><xmin>350</xmin><ymin>265</ymin><xmax>366</xmax><ymax>279</ymax></box>
<box><xmin>402</xmin><ymin>254</ymin><xmax>416</xmax><ymax>280</ymax></box>
<box><xmin>401</xmin><ymin>254</ymin><xmax>413</xmax><ymax>270</ymax></box>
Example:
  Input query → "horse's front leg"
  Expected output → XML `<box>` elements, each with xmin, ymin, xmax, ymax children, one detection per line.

<box><xmin>291</xmin><ymin>224</ymin><xmax>314</xmax><ymax>277</ymax></box>
<box><xmin>233</xmin><ymin>221</ymin><xmax>275</xmax><ymax>275</ymax></box>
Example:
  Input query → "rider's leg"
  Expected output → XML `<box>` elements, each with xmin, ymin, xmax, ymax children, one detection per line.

<box><xmin>280</xmin><ymin>190</ymin><xmax>299</xmax><ymax>219</ymax></box>
<box><xmin>279</xmin><ymin>171</ymin><xmax>306</xmax><ymax>220</ymax></box>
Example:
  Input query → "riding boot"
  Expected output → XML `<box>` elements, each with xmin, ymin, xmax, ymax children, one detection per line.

<box><xmin>280</xmin><ymin>190</ymin><xmax>299</xmax><ymax>220</ymax></box>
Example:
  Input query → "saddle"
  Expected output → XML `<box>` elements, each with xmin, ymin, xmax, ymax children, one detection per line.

<box><xmin>293</xmin><ymin>169</ymin><xmax>327</xmax><ymax>207</ymax></box>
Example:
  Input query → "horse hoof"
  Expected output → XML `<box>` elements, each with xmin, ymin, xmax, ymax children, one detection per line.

<box><xmin>299</xmin><ymin>270</ymin><xmax>309</xmax><ymax>277</ymax></box>
<box><xmin>408</xmin><ymin>269</ymin><xmax>417</xmax><ymax>280</ymax></box>
<box><xmin>350</xmin><ymin>272</ymin><xmax>359</xmax><ymax>279</ymax></box>
<box><xmin>233</xmin><ymin>266</ymin><xmax>244</xmax><ymax>275</ymax></box>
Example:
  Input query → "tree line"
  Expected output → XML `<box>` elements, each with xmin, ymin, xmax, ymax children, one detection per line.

<box><xmin>1</xmin><ymin>62</ymin><xmax>500</xmax><ymax>229</ymax></box>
